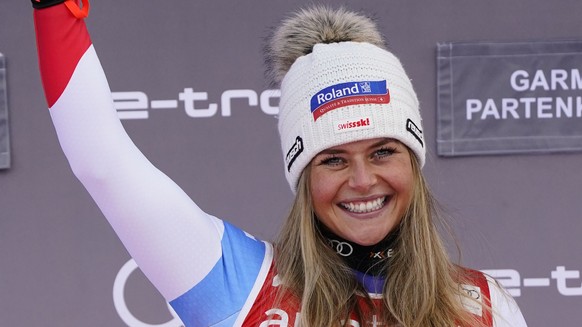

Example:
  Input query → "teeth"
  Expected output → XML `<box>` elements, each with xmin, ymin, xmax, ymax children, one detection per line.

<box><xmin>341</xmin><ymin>197</ymin><xmax>386</xmax><ymax>213</ymax></box>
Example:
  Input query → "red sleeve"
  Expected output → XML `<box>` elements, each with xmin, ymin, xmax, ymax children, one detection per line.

<box><xmin>34</xmin><ymin>1</ymin><xmax>91</xmax><ymax>108</ymax></box>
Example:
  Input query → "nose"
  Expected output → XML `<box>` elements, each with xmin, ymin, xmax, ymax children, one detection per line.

<box><xmin>348</xmin><ymin>161</ymin><xmax>377</xmax><ymax>192</ymax></box>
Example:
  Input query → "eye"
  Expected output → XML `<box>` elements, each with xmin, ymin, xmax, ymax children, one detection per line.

<box><xmin>373</xmin><ymin>147</ymin><xmax>396</xmax><ymax>159</ymax></box>
<box><xmin>318</xmin><ymin>155</ymin><xmax>345</xmax><ymax>167</ymax></box>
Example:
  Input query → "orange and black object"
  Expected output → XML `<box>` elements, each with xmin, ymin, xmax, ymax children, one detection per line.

<box><xmin>31</xmin><ymin>0</ymin><xmax>65</xmax><ymax>9</ymax></box>
<box><xmin>32</xmin><ymin>0</ymin><xmax>89</xmax><ymax>19</ymax></box>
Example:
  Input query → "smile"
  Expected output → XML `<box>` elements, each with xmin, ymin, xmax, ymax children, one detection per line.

<box><xmin>339</xmin><ymin>196</ymin><xmax>387</xmax><ymax>214</ymax></box>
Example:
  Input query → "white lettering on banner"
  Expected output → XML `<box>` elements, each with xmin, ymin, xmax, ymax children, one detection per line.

<box><xmin>552</xmin><ymin>266</ymin><xmax>582</xmax><ymax>296</ymax></box>
<box><xmin>112</xmin><ymin>92</ymin><xmax>150</xmax><ymax>119</ymax></box>
<box><xmin>179</xmin><ymin>88</ymin><xmax>217</xmax><ymax>118</ymax></box>
<box><xmin>113</xmin><ymin>89</ymin><xmax>280</xmax><ymax>120</ymax></box>
<box><xmin>482</xmin><ymin>266</ymin><xmax>582</xmax><ymax>297</ymax></box>
<box><xmin>510</xmin><ymin>69</ymin><xmax>582</xmax><ymax>91</ymax></box>
<box><xmin>113</xmin><ymin>259</ymin><xmax>184</xmax><ymax>327</ymax></box>
<box><xmin>466</xmin><ymin>68</ymin><xmax>582</xmax><ymax>121</ymax></box>
<box><xmin>465</xmin><ymin>96</ymin><xmax>582</xmax><ymax>120</ymax></box>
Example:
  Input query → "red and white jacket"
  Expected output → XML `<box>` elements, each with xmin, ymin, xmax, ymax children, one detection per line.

<box><xmin>33</xmin><ymin>2</ymin><xmax>527</xmax><ymax>326</ymax></box>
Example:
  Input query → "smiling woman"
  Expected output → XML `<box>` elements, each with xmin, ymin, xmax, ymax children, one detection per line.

<box><xmin>309</xmin><ymin>138</ymin><xmax>413</xmax><ymax>246</ymax></box>
<box><xmin>31</xmin><ymin>0</ymin><xmax>527</xmax><ymax>326</ymax></box>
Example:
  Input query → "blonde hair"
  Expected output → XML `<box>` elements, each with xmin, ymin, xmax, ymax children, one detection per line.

<box><xmin>274</xmin><ymin>150</ymin><xmax>492</xmax><ymax>326</ymax></box>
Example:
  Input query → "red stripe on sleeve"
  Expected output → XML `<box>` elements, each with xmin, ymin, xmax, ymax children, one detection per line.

<box><xmin>34</xmin><ymin>3</ymin><xmax>92</xmax><ymax>108</ymax></box>
<box><xmin>477</xmin><ymin>274</ymin><xmax>494</xmax><ymax>326</ymax></box>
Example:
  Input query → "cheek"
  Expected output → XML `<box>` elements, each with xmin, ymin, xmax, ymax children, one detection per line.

<box><xmin>384</xmin><ymin>159</ymin><xmax>415</xmax><ymax>205</ymax></box>
<box><xmin>310</xmin><ymin>177</ymin><xmax>330</xmax><ymax>206</ymax></box>
<box><xmin>397</xmin><ymin>174</ymin><xmax>415</xmax><ymax>209</ymax></box>
<box><xmin>394</xmin><ymin>172</ymin><xmax>414</xmax><ymax>195</ymax></box>
<box><xmin>309</xmin><ymin>171</ymin><xmax>340</xmax><ymax>214</ymax></box>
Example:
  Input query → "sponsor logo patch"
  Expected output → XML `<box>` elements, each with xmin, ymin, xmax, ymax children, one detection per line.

<box><xmin>310</xmin><ymin>81</ymin><xmax>390</xmax><ymax>121</ymax></box>
<box><xmin>461</xmin><ymin>285</ymin><xmax>483</xmax><ymax>317</ymax></box>
<box><xmin>406</xmin><ymin>119</ymin><xmax>424</xmax><ymax>147</ymax></box>
<box><xmin>285</xmin><ymin>136</ymin><xmax>304</xmax><ymax>172</ymax></box>
<box><xmin>334</xmin><ymin>117</ymin><xmax>374</xmax><ymax>133</ymax></box>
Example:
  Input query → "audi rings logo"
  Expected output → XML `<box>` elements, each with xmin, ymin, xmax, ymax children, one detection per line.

<box><xmin>463</xmin><ymin>285</ymin><xmax>481</xmax><ymax>300</ymax></box>
<box><xmin>460</xmin><ymin>284</ymin><xmax>483</xmax><ymax>317</ymax></box>
<box><xmin>113</xmin><ymin>259</ymin><xmax>185</xmax><ymax>327</ymax></box>
<box><xmin>329</xmin><ymin>239</ymin><xmax>354</xmax><ymax>257</ymax></box>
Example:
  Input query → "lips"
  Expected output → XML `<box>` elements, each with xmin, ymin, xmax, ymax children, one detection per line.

<box><xmin>339</xmin><ymin>196</ymin><xmax>387</xmax><ymax>214</ymax></box>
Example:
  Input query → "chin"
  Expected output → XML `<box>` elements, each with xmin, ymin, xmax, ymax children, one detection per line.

<box><xmin>349</xmin><ymin>234</ymin><xmax>385</xmax><ymax>246</ymax></box>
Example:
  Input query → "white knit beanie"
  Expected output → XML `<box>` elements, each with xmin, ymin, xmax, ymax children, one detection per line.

<box><xmin>267</xmin><ymin>7</ymin><xmax>425</xmax><ymax>192</ymax></box>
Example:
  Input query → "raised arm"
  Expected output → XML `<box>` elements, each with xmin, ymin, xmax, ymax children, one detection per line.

<box><xmin>33</xmin><ymin>2</ymin><xmax>274</xmax><ymax>324</ymax></box>
<box><xmin>33</xmin><ymin>0</ymin><xmax>225</xmax><ymax>302</ymax></box>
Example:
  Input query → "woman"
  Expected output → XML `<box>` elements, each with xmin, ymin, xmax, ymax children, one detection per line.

<box><xmin>32</xmin><ymin>0</ymin><xmax>527</xmax><ymax>326</ymax></box>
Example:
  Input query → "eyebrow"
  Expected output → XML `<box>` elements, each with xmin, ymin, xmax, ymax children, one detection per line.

<box><xmin>316</xmin><ymin>138</ymin><xmax>397</xmax><ymax>155</ymax></box>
